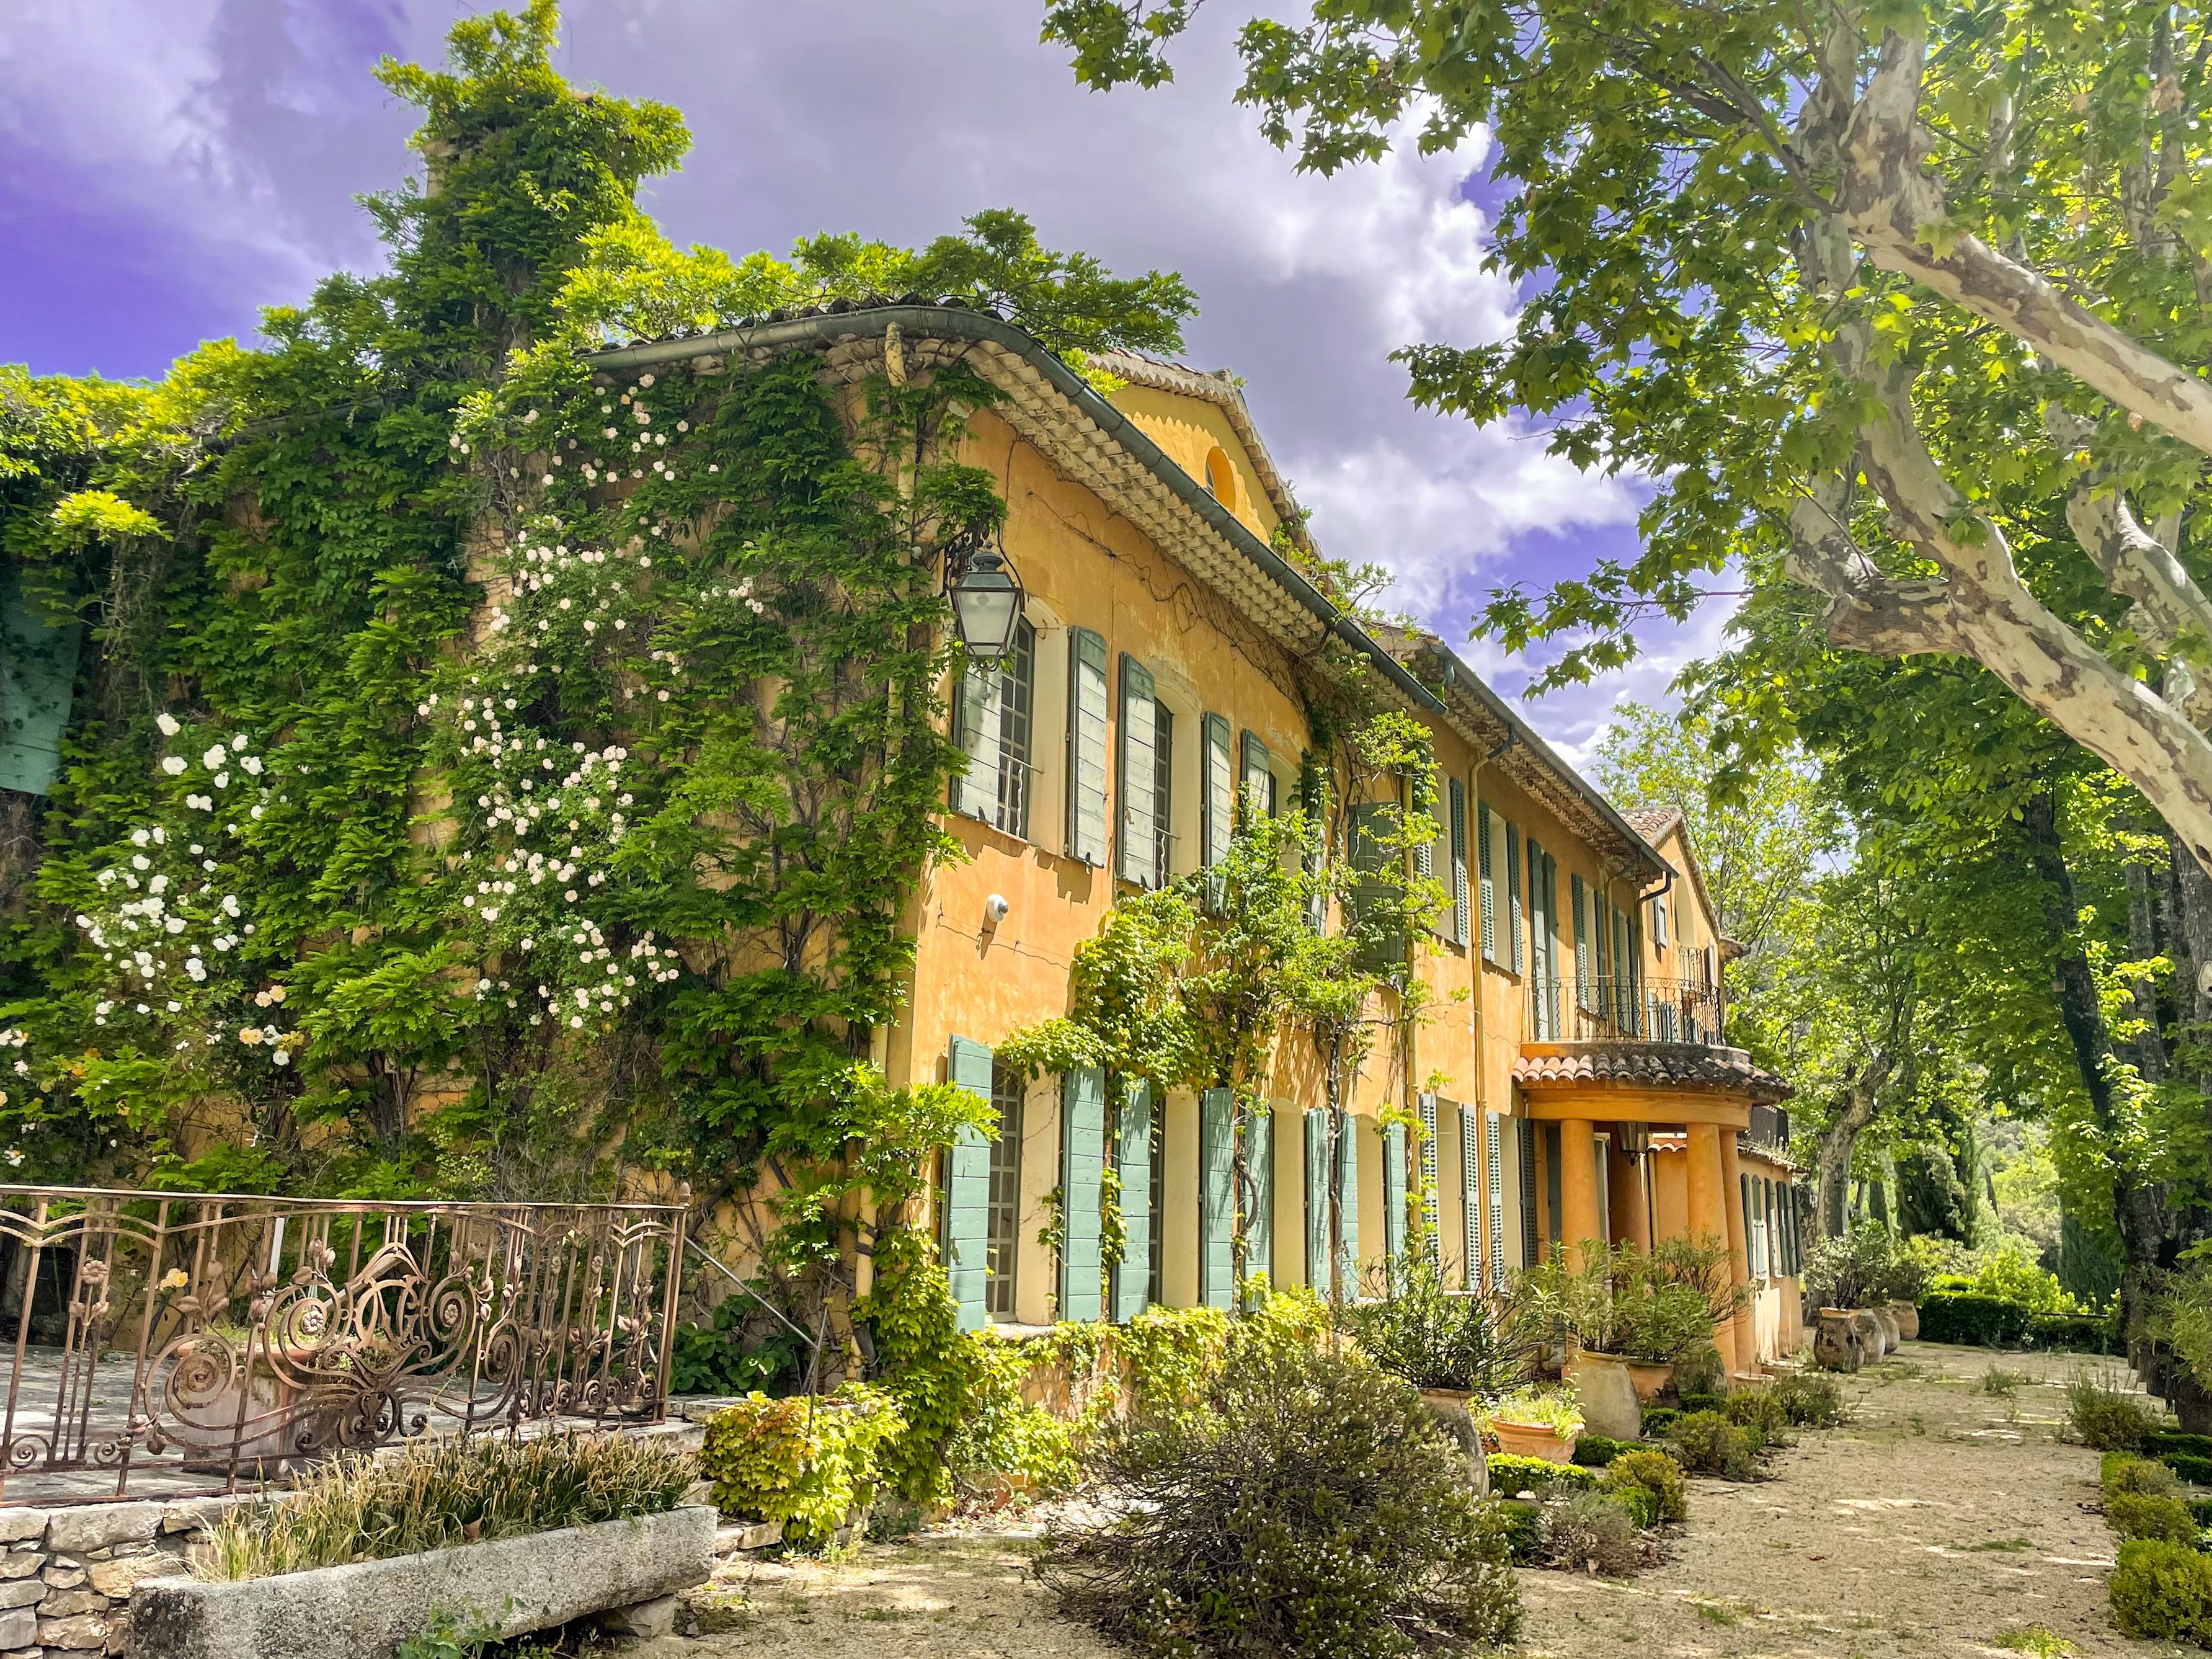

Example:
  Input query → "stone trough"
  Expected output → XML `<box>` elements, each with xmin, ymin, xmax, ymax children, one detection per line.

<box><xmin>128</xmin><ymin>1504</ymin><xmax>717</xmax><ymax>1659</ymax></box>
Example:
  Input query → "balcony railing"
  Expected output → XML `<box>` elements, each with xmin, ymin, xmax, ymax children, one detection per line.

<box><xmin>0</xmin><ymin>1185</ymin><xmax>686</xmax><ymax>1503</ymax></box>
<box><xmin>1528</xmin><ymin>975</ymin><xmax>1726</xmax><ymax>1047</ymax></box>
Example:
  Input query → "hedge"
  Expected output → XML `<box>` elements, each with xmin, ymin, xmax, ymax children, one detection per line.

<box><xmin>1913</xmin><ymin>1292</ymin><xmax>2118</xmax><ymax>1353</ymax></box>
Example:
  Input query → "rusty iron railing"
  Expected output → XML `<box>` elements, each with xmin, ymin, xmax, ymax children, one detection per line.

<box><xmin>0</xmin><ymin>1185</ymin><xmax>687</xmax><ymax>1503</ymax></box>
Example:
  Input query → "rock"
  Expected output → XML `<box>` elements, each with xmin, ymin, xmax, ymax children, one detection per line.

<box><xmin>35</xmin><ymin>1593</ymin><xmax>104</xmax><ymax>1620</ymax></box>
<box><xmin>35</xmin><ymin>1612</ymin><xmax>107</xmax><ymax>1650</ymax></box>
<box><xmin>0</xmin><ymin>1512</ymin><xmax>47</xmax><ymax>1546</ymax></box>
<box><xmin>712</xmin><ymin>1519</ymin><xmax>783</xmax><ymax>1554</ymax></box>
<box><xmin>87</xmin><ymin>1557</ymin><xmax>180</xmax><ymax>1599</ymax></box>
<box><xmin>0</xmin><ymin>1578</ymin><xmax>47</xmax><ymax>1609</ymax></box>
<box><xmin>0</xmin><ymin>1554</ymin><xmax>42</xmax><ymax>1580</ymax></box>
<box><xmin>40</xmin><ymin>1569</ymin><xmax>84</xmax><ymax>1590</ymax></box>
<box><xmin>160</xmin><ymin>1499</ymin><xmax>244</xmax><ymax>1537</ymax></box>
<box><xmin>0</xmin><ymin>1604</ymin><xmax>32</xmax><ymax>1648</ymax></box>
<box><xmin>595</xmin><ymin>1595</ymin><xmax>676</xmax><ymax>1639</ymax></box>
<box><xmin>43</xmin><ymin>1507</ymin><xmax>162</xmax><ymax>1557</ymax></box>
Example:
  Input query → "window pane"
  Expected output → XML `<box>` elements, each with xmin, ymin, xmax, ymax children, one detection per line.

<box><xmin>986</xmin><ymin>1063</ymin><xmax>1024</xmax><ymax>1317</ymax></box>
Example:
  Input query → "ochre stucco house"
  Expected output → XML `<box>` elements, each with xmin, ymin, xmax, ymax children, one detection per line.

<box><xmin>590</xmin><ymin>303</ymin><xmax>1801</xmax><ymax>1376</ymax></box>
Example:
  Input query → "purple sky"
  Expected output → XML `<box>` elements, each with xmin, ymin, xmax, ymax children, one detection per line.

<box><xmin>0</xmin><ymin>0</ymin><xmax>1728</xmax><ymax>759</ymax></box>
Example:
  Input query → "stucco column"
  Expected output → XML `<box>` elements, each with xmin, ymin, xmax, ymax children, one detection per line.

<box><xmin>1609</xmin><ymin>1137</ymin><xmax>1651</xmax><ymax>1255</ymax></box>
<box><xmin>1684</xmin><ymin>1123</ymin><xmax>1736</xmax><ymax>1376</ymax></box>
<box><xmin>1718</xmin><ymin>1129</ymin><xmax>1754</xmax><ymax>1376</ymax></box>
<box><xmin>1557</xmin><ymin>1119</ymin><xmax>1603</xmax><ymax>1270</ymax></box>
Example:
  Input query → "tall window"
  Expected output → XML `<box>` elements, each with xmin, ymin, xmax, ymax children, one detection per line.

<box><xmin>952</xmin><ymin>618</ymin><xmax>1035</xmax><ymax>838</ymax></box>
<box><xmin>985</xmin><ymin>1063</ymin><xmax>1024</xmax><ymax>1318</ymax></box>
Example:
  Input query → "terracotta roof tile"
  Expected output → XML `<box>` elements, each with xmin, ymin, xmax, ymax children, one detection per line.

<box><xmin>1513</xmin><ymin>1041</ymin><xmax>1792</xmax><ymax>1103</ymax></box>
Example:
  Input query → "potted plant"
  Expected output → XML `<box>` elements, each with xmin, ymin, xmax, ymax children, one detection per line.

<box><xmin>1482</xmin><ymin>1383</ymin><xmax>1584</xmax><ymax>1462</ymax></box>
<box><xmin>1612</xmin><ymin>1237</ymin><xmax>1746</xmax><ymax>1400</ymax></box>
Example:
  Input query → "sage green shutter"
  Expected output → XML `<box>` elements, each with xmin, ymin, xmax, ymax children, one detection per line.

<box><xmin>1460</xmin><ymin>1105</ymin><xmax>1481</xmax><ymax>1288</ymax></box>
<box><xmin>1447</xmin><ymin>779</ymin><xmax>1469</xmax><ymax>945</ymax></box>
<box><xmin>1199</xmin><ymin>1087</ymin><xmax>1236</xmax><ymax>1309</ymax></box>
<box><xmin>1240</xmin><ymin>731</ymin><xmax>1276</xmax><ymax>817</ymax></box>
<box><xmin>1349</xmin><ymin>801</ymin><xmax>1402</xmax><ymax>974</ymax></box>
<box><xmin>1067</xmin><ymin>628</ymin><xmax>1109</xmax><ymax>865</ymax></box>
<box><xmin>1383</xmin><ymin>1121</ymin><xmax>1408</xmax><ymax>1289</ymax></box>
<box><xmin>1505</xmin><ymin>822</ymin><xmax>1524</xmax><ymax>975</ymax></box>
<box><xmin>1060</xmin><ymin>1067</ymin><xmax>1106</xmax><ymax>1321</ymax></box>
<box><xmin>1201</xmin><ymin>713</ymin><xmax>1233</xmax><ymax>865</ymax></box>
<box><xmin>0</xmin><ymin>567</ymin><xmax>82</xmax><ymax>796</ymax></box>
<box><xmin>1411</xmin><ymin>776</ymin><xmax>1434</xmax><ymax>887</ymax></box>
<box><xmin>1336</xmin><ymin>1118</ymin><xmax>1360</xmax><ymax>1291</ymax></box>
<box><xmin>944</xmin><ymin>1036</ymin><xmax>996</xmax><ymax>1331</ymax></box>
<box><xmin>1544</xmin><ymin>854</ymin><xmax>1561</xmax><ymax>1034</ymax></box>
<box><xmin>1117</xmin><ymin>656</ymin><xmax>1158</xmax><ymax>886</ymax></box>
<box><xmin>1486</xmin><ymin>1112</ymin><xmax>1508</xmax><ymax>1290</ymax></box>
<box><xmin>1304</xmin><ymin>1106</ymin><xmax>1331</xmax><ymax>1294</ymax></box>
<box><xmin>1247</xmin><ymin>1110</ymin><xmax>1282</xmax><ymax>1291</ymax></box>
<box><xmin>1571</xmin><ymin>873</ymin><xmax>1590</xmax><ymax>1019</ymax></box>
<box><xmin>1114</xmin><ymin>1080</ymin><xmax>1153</xmax><ymax>1320</ymax></box>
<box><xmin>1477</xmin><ymin>802</ymin><xmax>1496</xmax><ymax>961</ymax></box>
<box><xmin>1516</xmin><ymin>1119</ymin><xmax>1539</xmax><ymax>1268</ymax></box>
<box><xmin>1418</xmin><ymin>1094</ymin><xmax>1441</xmax><ymax>1268</ymax></box>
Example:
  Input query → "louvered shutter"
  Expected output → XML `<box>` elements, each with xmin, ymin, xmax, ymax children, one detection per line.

<box><xmin>1506</xmin><ymin>822</ymin><xmax>1524</xmax><ymax>975</ymax></box>
<box><xmin>1411</xmin><ymin>775</ymin><xmax>1434</xmax><ymax>887</ymax></box>
<box><xmin>1240</xmin><ymin>731</ymin><xmax>1276</xmax><ymax>818</ymax></box>
<box><xmin>1114</xmin><ymin>1080</ymin><xmax>1153</xmax><ymax>1320</ymax></box>
<box><xmin>944</xmin><ymin>1036</ymin><xmax>995</xmax><ymax>1331</ymax></box>
<box><xmin>1199</xmin><ymin>1087</ymin><xmax>1236</xmax><ymax>1309</ymax></box>
<box><xmin>1418</xmin><ymin>1094</ymin><xmax>1441</xmax><ymax>1267</ymax></box>
<box><xmin>1350</xmin><ymin>801</ymin><xmax>1403</xmax><ymax>974</ymax></box>
<box><xmin>1304</xmin><ymin>1106</ymin><xmax>1331</xmax><ymax>1295</ymax></box>
<box><xmin>1628</xmin><ymin>915</ymin><xmax>1645</xmax><ymax>1034</ymax></box>
<box><xmin>951</xmin><ymin>657</ymin><xmax>1003</xmax><ymax>822</ymax></box>
<box><xmin>1459</xmin><ymin>1106</ymin><xmax>1480</xmax><ymax>1288</ymax></box>
<box><xmin>1516</xmin><ymin>1119</ymin><xmax>1539</xmax><ymax>1268</ymax></box>
<box><xmin>1477</xmin><ymin>801</ymin><xmax>1496</xmax><ymax>961</ymax></box>
<box><xmin>1613</xmin><ymin>907</ymin><xmax>1632</xmax><ymax>1028</ymax></box>
<box><xmin>1067</xmin><ymin>629</ymin><xmax>1109</xmax><ymax>865</ymax></box>
<box><xmin>1336</xmin><ymin>1118</ymin><xmax>1360</xmax><ymax>1292</ymax></box>
<box><xmin>1382</xmin><ymin>1121</ymin><xmax>1408</xmax><ymax>1291</ymax></box>
<box><xmin>1571</xmin><ymin>873</ymin><xmax>1588</xmax><ymax>1019</ymax></box>
<box><xmin>1059</xmin><ymin>1067</ymin><xmax>1106</xmax><ymax>1321</ymax></box>
<box><xmin>1243</xmin><ymin>1104</ymin><xmax>1274</xmax><ymax>1288</ymax></box>
<box><xmin>1117</xmin><ymin>657</ymin><xmax>1158</xmax><ymax>886</ymax></box>
<box><xmin>1201</xmin><ymin>713</ymin><xmax>1233</xmax><ymax>868</ymax></box>
<box><xmin>1486</xmin><ymin>1112</ymin><xmax>1508</xmax><ymax>1291</ymax></box>
<box><xmin>1526</xmin><ymin>837</ymin><xmax>1547</xmax><ymax>1035</ymax></box>
<box><xmin>1446</xmin><ymin>779</ymin><xmax>1469</xmax><ymax>945</ymax></box>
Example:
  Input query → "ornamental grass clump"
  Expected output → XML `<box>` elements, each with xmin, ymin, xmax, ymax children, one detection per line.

<box><xmin>198</xmin><ymin>1431</ymin><xmax>696</xmax><ymax>1581</ymax></box>
<box><xmin>1036</xmin><ymin>1341</ymin><xmax>1521</xmax><ymax>1659</ymax></box>
<box><xmin>1539</xmin><ymin>1492</ymin><xmax>1643</xmax><ymax>1577</ymax></box>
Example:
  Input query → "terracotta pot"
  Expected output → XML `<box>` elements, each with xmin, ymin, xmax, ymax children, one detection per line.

<box><xmin>1872</xmin><ymin>1306</ymin><xmax>1903</xmax><ymax>1352</ymax></box>
<box><xmin>1812</xmin><ymin>1307</ymin><xmax>1864</xmax><ymax>1373</ymax></box>
<box><xmin>1563</xmin><ymin>1348</ymin><xmax>1643</xmax><ymax>1441</ymax></box>
<box><xmin>1889</xmin><ymin>1300</ymin><xmax>1919</xmax><ymax>1342</ymax></box>
<box><xmin>1623</xmin><ymin>1359</ymin><xmax>1676</xmax><ymax>1402</ymax></box>
<box><xmin>1489</xmin><ymin>1418</ymin><xmax>1578</xmax><ymax>1464</ymax></box>
<box><xmin>1850</xmin><ymin>1308</ymin><xmax>1886</xmax><ymax>1359</ymax></box>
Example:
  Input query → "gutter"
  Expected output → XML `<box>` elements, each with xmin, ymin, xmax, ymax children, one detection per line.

<box><xmin>583</xmin><ymin>304</ymin><xmax>1447</xmax><ymax>720</ymax></box>
<box><xmin>1421</xmin><ymin>641</ymin><xmax>1668</xmax><ymax>882</ymax></box>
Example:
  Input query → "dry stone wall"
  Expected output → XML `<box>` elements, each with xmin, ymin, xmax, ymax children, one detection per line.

<box><xmin>0</xmin><ymin>1496</ymin><xmax>238</xmax><ymax>1657</ymax></box>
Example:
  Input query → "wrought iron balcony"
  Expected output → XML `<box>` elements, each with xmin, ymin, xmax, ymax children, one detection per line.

<box><xmin>1526</xmin><ymin>975</ymin><xmax>1726</xmax><ymax>1047</ymax></box>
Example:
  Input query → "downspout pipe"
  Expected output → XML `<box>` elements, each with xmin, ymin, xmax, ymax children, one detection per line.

<box><xmin>584</xmin><ymin>304</ymin><xmax>1449</xmax><ymax>722</ymax></box>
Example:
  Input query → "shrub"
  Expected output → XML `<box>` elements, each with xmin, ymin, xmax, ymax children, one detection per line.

<box><xmin>2169</xmin><ymin>1453</ymin><xmax>2212</xmax><ymax>1486</ymax></box>
<box><xmin>2108</xmin><ymin>1492</ymin><xmax>2201</xmax><ymax>1546</ymax></box>
<box><xmin>1341</xmin><ymin>1257</ymin><xmax>1523</xmax><ymax>1392</ymax></box>
<box><xmin>1770</xmin><ymin>1371</ymin><xmax>1846</xmax><ymax>1428</ymax></box>
<box><xmin>2028</xmin><ymin>1312</ymin><xmax>2119</xmax><ymax>1354</ymax></box>
<box><xmin>1602</xmin><ymin>1449</ymin><xmax>1688</xmax><ymax>1523</ymax></box>
<box><xmin>2066</xmin><ymin>1376</ymin><xmax>2157</xmax><ymax>1451</ymax></box>
<box><xmin>1539</xmin><ymin>1492</ymin><xmax>1643</xmax><ymax>1576</ymax></box>
<box><xmin>1570</xmin><ymin>1434</ymin><xmax>1649</xmax><ymax>1467</ymax></box>
<box><xmin>1669</xmin><ymin>1410</ymin><xmax>1759</xmax><ymax>1479</ymax></box>
<box><xmin>1496</xmin><ymin>1499</ymin><xmax>1543</xmax><ymax>1563</ymax></box>
<box><xmin>1037</xmin><ymin>1340</ymin><xmax>1522</xmax><ymax>1659</ymax></box>
<box><xmin>198</xmin><ymin>1432</ymin><xmax>695</xmax><ymax>1581</ymax></box>
<box><xmin>2103</xmin><ymin>1453</ymin><xmax>2182</xmax><ymax>1499</ymax></box>
<box><xmin>1723</xmin><ymin>1389</ymin><xmax>1790</xmax><ymax>1444</ymax></box>
<box><xmin>1488</xmin><ymin>1454</ymin><xmax>1600</xmax><ymax>1499</ymax></box>
<box><xmin>2148</xmin><ymin>1431</ymin><xmax>2212</xmax><ymax>1461</ymax></box>
<box><xmin>1639</xmin><ymin>1406</ymin><xmax>1681</xmax><ymax>1436</ymax></box>
<box><xmin>1676</xmin><ymin>1391</ymin><xmax>1727</xmax><ymax>1415</ymax></box>
<box><xmin>2111</xmin><ymin>1538</ymin><xmax>2212</xmax><ymax>1643</ymax></box>
<box><xmin>699</xmin><ymin>1384</ymin><xmax>906</xmax><ymax>1546</ymax></box>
